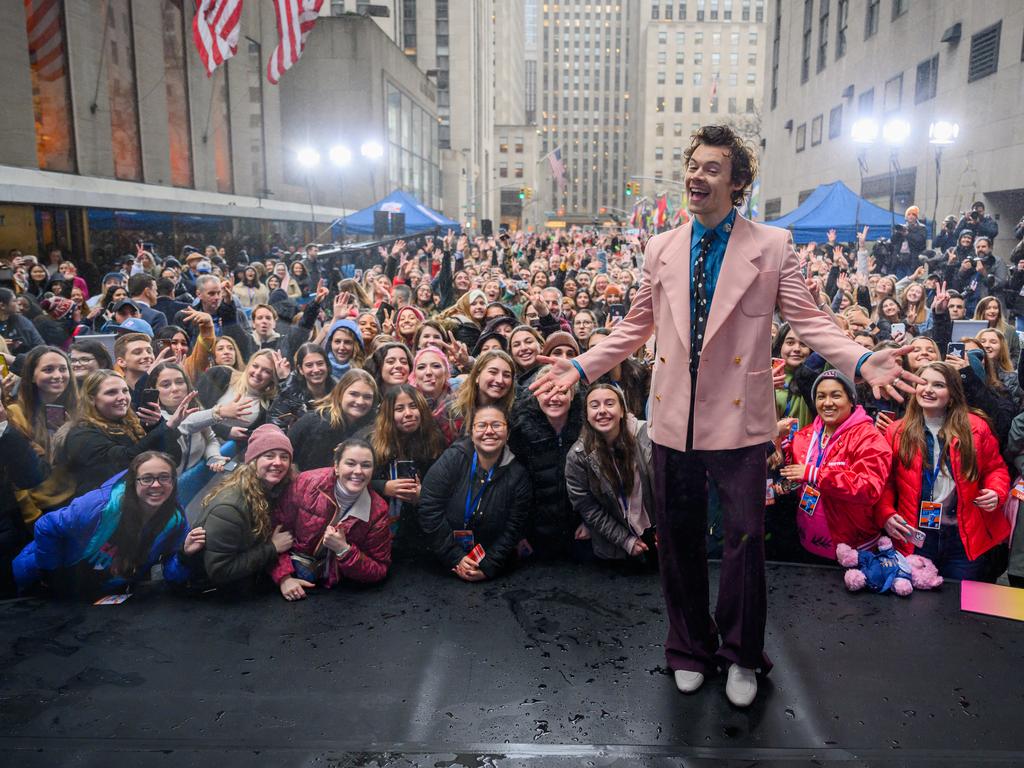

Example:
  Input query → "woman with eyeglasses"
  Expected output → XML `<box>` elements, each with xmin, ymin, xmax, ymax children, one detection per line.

<box><xmin>418</xmin><ymin>404</ymin><xmax>531</xmax><ymax>581</ymax></box>
<box><xmin>12</xmin><ymin>451</ymin><xmax>205</xmax><ymax>598</ymax></box>
<box><xmin>5</xmin><ymin>346</ymin><xmax>80</xmax><ymax>525</ymax></box>
<box><xmin>68</xmin><ymin>339</ymin><xmax>113</xmax><ymax>383</ymax></box>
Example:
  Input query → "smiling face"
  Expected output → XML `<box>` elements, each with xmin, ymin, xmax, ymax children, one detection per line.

<box><xmin>470</xmin><ymin>406</ymin><xmax>508</xmax><ymax>458</ymax></box>
<box><xmin>335</xmin><ymin>445</ymin><xmax>373</xmax><ymax>495</ymax></box>
<box><xmin>134</xmin><ymin>456</ymin><xmax>176</xmax><ymax>511</ymax></box>
<box><xmin>33</xmin><ymin>352</ymin><xmax>70</xmax><ymax>401</ymax></box>
<box><xmin>417</xmin><ymin>326</ymin><xmax>444</xmax><ymax>350</ymax></box>
<box><xmin>381</xmin><ymin>347</ymin><xmax>411</xmax><ymax>385</ymax></box>
<box><xmin>397</xmin><ymin>310</ymin><xmax>420</xmax><ymax>337</ymax></box>
<box><xmin>299</xmin><ymin>351</ymin><xmax>328</xmax><ymax>387</ymax></box>
<box><xmin>477</xmin><ymin>358</ymin><xmax>513</xmax><ymax>403</ymax></box>
<box><xmin>392</xmin><ymin>390</ymin><xmax>422</xmax><ymax>434</ymax></box>
<box><xmin>412</xmin><ymin>350</ymin><xmax>447</xmax><ymax>399</ymax></box>
<box><xmin>779</xmin><ymin>330</ymin><xmax>810</xmax><ymax>369</ymax></box>
<box><xmin>977</xmin><ymin>330</ymin><xmax>1001</xmax><ymax>360</ymax></box>
<box><xmin>341</xmin><ymin>380</ymin><xmax>375</xmax><ymax>421</ymax></box>
<box><xmin>815</xmin><ymin>379</ymin><xmax>853</xmax><ymax>431</ymax></box>
<box><xmin>331</xmin><ymin>328</ymin><xmax>357</xmax><ymax>363</ymax></box>
<box><xmin>981</xmin><ymin>301</ymin><xmax>1000</xmax><ymax>323</ymax></box>
<box><xmin>904</xmin><ymin>284</ymin><xmax>923</xmax><ymax>304</ymax></box>
<box><xmin>155</xmin><ymin>367</ymin><xmax>189</xmax><ymax>411</ymax></box>
<box><xmin>684</xmin><ymin>143</ymin><xmax>743</xmax><ymax>224</ymax></box>
<box><xmin>907</xmin><ymin>337</ymin><xmax>939</xmax><ymax>370</ymax></box>
<box><xmin>880</xmin><ymin>299</ymin><xmax>902</xmax><ymax>321</ymax></box>
<box><xmin>255</xmin><ymin>449</ymin><xmax>291</xmax><ymax>487</ymax></box>
<box><xmin>586</xmin><ymin>386</ymin><xmax>623</xmax><ymax>441</ymax></box>
<box><xmin>245</xmin><ymin>354</ymin><xmax>276</xmax><ymax>393</ymax></box>
<box><xmin>915</xmin><ymin>367</ymin><xmax>951</xmax><ymax>414</ymax></box>
<box><xmin>510</xmin><ymin>330</ymin><xmax>540</xmax><ymax>369</ymax></box>
<box><xmin>94</xmin><ymin>375</ymin><xmax>131</xmax><ymax>421</ymax></box>
<box><xmin>538</xmin><ymin>384</ymin><xmax>571</xmax><ymax>422</ymax></box>
<box><xmin>117</xmin><ymin>339</ymin><xmax>154</xmax><ymax>376</ymax></box>
<box><xmin>214</xmin><ymin>339</ymin><xmax>236</xmax><ymax>366</ymax></box>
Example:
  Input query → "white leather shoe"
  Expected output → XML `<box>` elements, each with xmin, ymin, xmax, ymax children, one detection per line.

<box><xmin>673</xmin><ymin>669</ymin><xmax>705</xmax><ymax>693</ymax></box>
<box><xmin>725</xmin><ymin>664</ymin><xmax>757</xmax><ymax>707</ymax></box>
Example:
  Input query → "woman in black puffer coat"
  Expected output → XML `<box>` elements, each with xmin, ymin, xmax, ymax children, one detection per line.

<box><xmin>508</xmin><ymin>380</ymin><xmax>586</xmax><ymax>558</ymax></box>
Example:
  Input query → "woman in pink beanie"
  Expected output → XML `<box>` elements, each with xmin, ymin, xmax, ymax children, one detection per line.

<box><xmin>193</xmin><ymin>424</ymin><xmax>297</xmax><ymax>593</ymax></box>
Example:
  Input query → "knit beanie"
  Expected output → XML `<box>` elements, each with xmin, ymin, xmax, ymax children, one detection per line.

<box><xmin>407</xmin><ymin>345</ymin><xmax>451</xmax><ymax>388</ymax></box>
<box><xmin>244</xmin><ymin>423</ymin><xmax>293</xmax><ymax>464</ymax></box>
<box><xmin>395</xmin><ymin>305</ymin><xmax>425</xmax><ymax>326</ymax></box>
<box><xmin>42</xmin><ymin>296</ymin><xmax>75</xmax><ymax>321</ymax></box>
<box><xmin>542</xmin><ymin>330</ymin><xmax>580</xmax><ymax>357</ymax></box>
<box><xmin>324</xmin><ymin>318</ymin><xmax>365</xmax><ymax>351</ymax></box>
<box><xmin>904</xmin><ymin>205</ymin><xmax>920</xmax><ymax>219</ymax></box>
<box><xmin>466</xmin><ymin>289</ymin><xmax>487</xmax><ymax>305</ymax></box>
<box><xmin>811</xmin><ymin>369</ymin><xmax>857</xmax><ymax>405</ymax></box>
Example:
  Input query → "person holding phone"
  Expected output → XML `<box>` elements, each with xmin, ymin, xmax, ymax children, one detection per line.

<box><xmin>876</xmin><ymin>362</ymin><xmax>1009</xmax><ymax>580</ymax></box>
<box><xmin>945</xmin><ymin>338</ymin><xmax>1016</xmax><ymax>448</ymax></box>
<box><xmin>5</xmin><ymin>347</ymin><xmax>79</xmax><ymax>525</ymax></box>
<box><xmin>418</xmin><ymin>404</ymin><xmax>531</xmax><ymax>582</ymax></box>
<box><xmin>270</xmin><ymin>438</ymin><xmax>391</xmax><ymax>600</ymax></box>
<box><xmin>370</xmin><ymin>385</ymin><xmax>447</xmax><ymax>558</ymax></box>
<box><xmin>778</xmin><ymin>371</ymin><xmax>893</xmax><ymax>560</ymax></box>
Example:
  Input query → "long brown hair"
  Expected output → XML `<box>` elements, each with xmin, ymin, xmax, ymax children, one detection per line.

<box><xmin>897</xmin><ymin>362</ymin><xmax>978</xmax><ymax>482</ymax></box>
<box><xmin>110</xmin><ymin>451</ymin><xmax>180</xmax><ymax>578</ymax></box>
<box><xmin>452</xmin><ymin>350</ymin><xmax>516</xmax><ymax>428</ymax></box>
<box><xmin>74</xmin><ymin>370</ymin><xmax>146</xmax><ymax>441</ymax></box>
<box><xmin>202</xmin><ymin>458</ymin><xmax>293</xmax><ymax>539</ymax></box>
<box><xmin>314</xmin><ymin>368</ymin><xmax>379</xmax><ymax>429</ymax></box>
<box><xmin>371</xmin><ymin>384</ymin><xmax>446</xmax><ymax>466</ymax></box>
<box><xmin>579</xmin><ymin>383</ymin><xmax>639</xmax><ymax>496</ymax></box>
<box><xmin>977</xmin><ymin>328</ymin><xmax>1014</xmax><ymax>373</ymax></box>
<box><xmin>15</xmin><ymin>345</ymin><xmax>80</xmax><ymax>458</ymax></box>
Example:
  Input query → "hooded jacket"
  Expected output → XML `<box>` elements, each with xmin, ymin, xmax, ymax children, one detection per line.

<box><xmin>323</xmin><ymin>318</ymin><xmax>363</xmax><ymax>379</ymax></box>
<box><xmin>417</xmin><ymin>437</ymin><xmax>531</xmax><ymax>578</ymax></box>
<box><xmin>784</xmin><ymin>406</ymin><xmax>893</xmax><ymax>555</ymax></box>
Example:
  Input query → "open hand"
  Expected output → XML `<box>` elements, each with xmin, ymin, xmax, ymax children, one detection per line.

<box><xmin>183</xmin><ymin>526</ymin><xmax>206</xmax><ymax>555</ymax></box>
<box><xmin>860</xmin><ymin>346</ymin><xmax>924</xmax><ymax>403</ymax></box>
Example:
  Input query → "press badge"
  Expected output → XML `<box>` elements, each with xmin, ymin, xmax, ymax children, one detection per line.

<box><xmin>1011</xmin><ymin>478</ymin><xmax>1024</xmax><ymax>501</ymax></box>
<box><xmin>919</xmin><ymin>501</ymin><xmax>942</xmax><ymax>530</ymax></box>
<box><xmin>765</xmin><ymin>479</ymin><xmax>776</xmax><ymax>506</ymax></box>
<box><xmin>453</xmin><ymin>529</ymin><xmax>475</xmax><ymax>553</ymax></box>
<box><xmin>798</xmin><ymin>486</ymin><xmax>820</xmax><ymax>517</ymax></box>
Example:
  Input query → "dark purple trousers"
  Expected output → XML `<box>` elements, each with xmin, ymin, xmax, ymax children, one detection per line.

<box><xmin>651</xmin><ymin>442</ymin><xmax>773</xmax><ymax>675</ymax></box>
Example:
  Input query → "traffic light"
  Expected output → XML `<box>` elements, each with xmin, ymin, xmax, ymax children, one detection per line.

<box><xmin>625</xmin><ymin>183</ymin><xmax>633</xmax><ymax>197</ymax></box>
<box><xmin>518</xmin><ymin>187</ymin><xmax>526</xmax><ymax>200</ymax></box>
<box><xmin>630</xmin><ymin>182</ymin><xmax>641</xmax><ymax>196</ymax></box>
<box><xmin>524</xmin><ymin>187</ymin><xmax>533</xmax><ymax>200</ymax></box>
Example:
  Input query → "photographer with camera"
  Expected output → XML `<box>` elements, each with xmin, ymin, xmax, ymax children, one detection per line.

<box><xmin>933</xmin><ymin>215</ymin><xmax>959</xmax><ymax>252</ymax></box>
<box><xmin>955</xmin><ymin>201</ymin><xmax>999</xmax><ymax>242</ymax></box>
<box><xmin>890</xmin><ymin>207</ymin><xmax>929</xmax><ymax>279</ymax></box>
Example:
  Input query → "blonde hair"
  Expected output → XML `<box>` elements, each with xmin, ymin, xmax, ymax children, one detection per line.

<box><xmin>314</xmin><ymin>368</ymin><xmax>379</xmax><ymax>429</ymax></box>
<box><xmin>229</xmin><ymin>349</ymin><xmax>280</xmax><ymax>405</ymax></box>
<box><xmin>202</xmin><ymin>461</ymin><xmax>288</xmax><ymax>539</ymax></box>
<box><xmin>74</xmin><ymin>370</ymin><xmax>145</xmax><ymax>441</ymax></box>
<box><xmin>452</xmin><ymin>350</ymin><xmax>516</xmax><ymax>428</ymax></box>
<box><xmin>977</xmin><ymin>328</ymin><xmax>1014</xmax><ymax>373</ymax></box>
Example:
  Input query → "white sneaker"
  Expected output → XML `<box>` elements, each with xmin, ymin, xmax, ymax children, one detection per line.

<box><xmin>725</xmin><ymin>664</ymin><xmax>757</xmax><ymax>707</ymax></box>
<box><xmin>673</xmin><ymin>669</ymin><xmax>705</xmax><ymax>693</ymax></box>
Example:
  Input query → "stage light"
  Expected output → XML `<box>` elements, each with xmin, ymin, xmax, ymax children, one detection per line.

<box><xmin>928</xmin><ymin>121</ymin><xmax>960</xmax><ymax>145</ymax></box>
<box><xmin>360</xmin><ymin>141</ymin><xmax>384</xmax><ymax>160</ymax></box>
<box><xmin>297</xmin><ymin>147</ymin><xmax>320</xmax><ymax>168</ymax></box>
<box><xmin>850</xmin><ymin>117</ymin><xmax>879</xmax><ymax>144</ymax></box>
<box><xmin>329</xmin><ymin>145</ymin><xmax>352</xmax><ymax>167</ymax></box>
<box><xmin>881</xmin><ymin>118</ymin><xmax>911</xmax><ymax>146</ymax></box>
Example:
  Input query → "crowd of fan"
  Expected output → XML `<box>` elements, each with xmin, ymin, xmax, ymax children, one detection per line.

<box><xmin>1</xmin><ymin>210</ymin><xmax>1023</xmax><ymax>600</ymax></box>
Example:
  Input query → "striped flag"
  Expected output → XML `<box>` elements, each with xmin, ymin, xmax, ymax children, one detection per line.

<box><xmin>266</xmin><ymin>0</ymin><xmax>324</xmax><ymax>85</ymax></box>
<box><xmin>192</xmin><ymin>0</ymin><xmax>243</xmax><ymax>76</ymax></box>
<box><xmin>547</xmin><ymin>146</ymin><xmax>567</xmax><ymax>191</ymax></box>
<box><xmin>24</xmin><ymin>0</ymin><xmax>67</xmax><ymax>83</ymax></box>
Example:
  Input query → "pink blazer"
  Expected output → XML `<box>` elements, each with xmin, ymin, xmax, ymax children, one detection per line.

<box><xmin>576</xmin><ymin>213</ymin><xmax>866</xmax><ymax>452</ymax></box>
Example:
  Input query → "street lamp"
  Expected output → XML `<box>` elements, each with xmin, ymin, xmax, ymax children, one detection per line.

<box><xmin>329</xmin><ymin>145</ymin><xmax>352</xmax><ymax>167</ymax></box>
<box><xmin>297</xmin><ymin>147</ymin><xmax>320</xmax><ymax>169</ymax></box>
<box><xmin>850</xmin><ymin>117</ymin><xmax>914</xmax><ymax>235</ymax></box>
<box><xmin>929</xmin><ymin>120</ymin><xmax>960</xmax><ymax>231</ymax></box>
<box><xmin>360</xmin><ymin>141</ymin><xmax>384</xmax><ymax>201</ymax></box>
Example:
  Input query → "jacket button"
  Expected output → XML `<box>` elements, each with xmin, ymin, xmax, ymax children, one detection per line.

<box><xmin>734</xmin><ymin>356</ymin><xmax>742</xmax><ymax>364</ymax></box>
<box><xmin>656</xmin><ymin>394</ymin><xmax>662</xmax><ymax>401</ymax></box>
<box><xmin>659</xmin><ymin>356</ymin><xmax>666</xmax><ymax>363</ymax></box>
<box><xmin>733</xmin><ymin>398</ymin><xmax>742</xmax><ymax>406</ymax></box>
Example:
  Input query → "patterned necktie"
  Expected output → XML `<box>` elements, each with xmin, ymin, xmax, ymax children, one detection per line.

<box><xmin>690</xmin><ymin>230</ymin><xmax>716</xmax><ymax>375</ymax></box>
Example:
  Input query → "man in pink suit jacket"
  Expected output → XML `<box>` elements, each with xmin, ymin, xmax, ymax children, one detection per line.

<box><xmin>534</xmin><ymin>126</ymin><xmax>917</xmax><ymax>708</ymax></box>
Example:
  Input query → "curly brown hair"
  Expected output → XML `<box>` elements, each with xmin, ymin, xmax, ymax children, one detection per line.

<box><xmin>682</xmin><ymin>125</ymin><xmax>758</xmax><ymax>207</ymax></box>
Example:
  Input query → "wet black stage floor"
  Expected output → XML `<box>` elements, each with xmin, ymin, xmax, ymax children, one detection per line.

<box><xmin>1</xmin><ymin>561</ymin><xmax>1023</xmax><ymax>768</ymax></box>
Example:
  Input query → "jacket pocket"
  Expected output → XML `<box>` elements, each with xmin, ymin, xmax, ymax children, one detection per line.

<box><xmin>745</xmin><ymin>369</ymin><xmax>776</xmax><ymax>436</ymax></box>
<box><xmin>740</xmin><ymin>269</ymin><xmax>780</xmax><ymax>317</ymax></box>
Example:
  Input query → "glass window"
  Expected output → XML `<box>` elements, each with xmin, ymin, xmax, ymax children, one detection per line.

<box><xmin>162</xmin><ymin>0</ymin><xmax>192</xmax><ymax>187</ymax></box>
<box><xmin>24</xmin><ymin>0</ymin><xmax>76</xmax><ymax>172</ymax></box>
<box><xmin>106</xmin><ymin>0</ymin><xmax>143</xmax><ymax>181</ymax></box>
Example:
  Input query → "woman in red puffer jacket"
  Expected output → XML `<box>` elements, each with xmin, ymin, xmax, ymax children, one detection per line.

<box><xmin>874</xmin><ymin>362</ymin><xmax>1010</xmax><ymax>581</ymax></box>
<box><xmin>780</xmin><ymin>370</ymin><xmax>893</xmax><ymax>560</ymax></box>
<box><xmin>270</xmin><ymin>437</ymin><xmax>392</xmax><ymax>600</ymax></box>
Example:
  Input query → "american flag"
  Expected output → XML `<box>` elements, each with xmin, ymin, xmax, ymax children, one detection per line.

<box><xmin>192</xmin><ymin>0</ymin><xmax>243</xmax><ymax>77</ymax></box>
<box><xmin>709</xmin><ymin>73</ymin><xmax>719</xmax><ymax>101</ymax></box>
<box><xmin>547</xmin><ymin>146</ymin><xmax>567</xmax><ymax>191</ymax></box>
<box><xmin>266</xmin><ymin>0</ymin><xmax>324</xmax><ymax>85</ymax></box>
<box><xmin>24</xmin><ymin>0</ymin><xmax>66</xmax><ymax>83</ymax></box>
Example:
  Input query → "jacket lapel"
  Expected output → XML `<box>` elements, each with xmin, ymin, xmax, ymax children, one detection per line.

<box><xmin>702</xmin><ymin>213</ymin><xmax>762</xmax><ymax>348</ymax></box>
<box><xmin>656</xmin><ymin>222</ymin><xmax>693</xmax><ymax>359</ymax></box>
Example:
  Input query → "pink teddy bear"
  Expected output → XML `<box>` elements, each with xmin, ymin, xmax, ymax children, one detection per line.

<box><xmin>836</xmin><ymin>536</ymin><xmax>944</xmax><ymax>596</ymax></box>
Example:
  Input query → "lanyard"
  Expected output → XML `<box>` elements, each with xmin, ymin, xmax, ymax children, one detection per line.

<box><xmin>922</xmin><ymin>440</ymin><xmax>945</xmax><ymax>502</ymax></box>
<box><xmin>803</xmin><ymin>427</ymin><xmax>831</xmax><ymax>486</ymax></box>
<box><xmin>463</xmin><ymin>452</ymin><xmax>494</xmax><ymax>527</ymax></box>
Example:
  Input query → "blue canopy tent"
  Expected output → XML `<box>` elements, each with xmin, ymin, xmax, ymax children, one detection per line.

<box><xmin>765</xmin><ymin>181</ymin><xmax>930</xmax><ymax>244</ymax></box>
<box><xmin>331</xmin><ymin>190</ymin><xmax>460</xmax><ymax>239</ymax></box>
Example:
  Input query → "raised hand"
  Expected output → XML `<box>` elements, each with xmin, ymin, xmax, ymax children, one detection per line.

<box><xmin>166</xmin><ymin>391</ymin><xmax>200</xmax><ymax>430</ymax></box>
<box><xmin>183</xmin><ymin>526</ymin><xmax>206</xmax><ymax>555</ymax></box>
<box><xmin>529</xmin><ymin>355</ymin><xmax>580</xmax><ymax>399</ymax></box>
<box><xmin>930</xmin><ymin>281</ymin><xmax>950</xmax><ymax>313</ymax></box>
<box><xmin>270</xmin><ymin>350</ymin><xmax>291</xmax><ymax>380</ymax></box>
<box><xmin>860</xmin><ymin>346</ymin><xmax>924</xmax><ymax>403</ymax></box>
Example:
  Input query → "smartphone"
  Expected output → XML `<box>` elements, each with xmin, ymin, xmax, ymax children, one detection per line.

<box><xmin>946</xmin><ymin>342</ymin><xmax>965</xmax><ymax>357</ymax></box>
<box><xmin>44</xmin><ymin>403</ymin><xmax>67</xmax><ymax>430</ymax></box>
<box><xmin>890</xmin><ymin>322</ymin><xmax>906</xmax><ymax>337</ymax></box>
<box><xmin>354</xmin><ymin>269</ymin><xmax>363</xmax><ymax>280</ymax></box>
<box><xmin>879</xmin><ymin>410</ymin><xmax>897</xmax><ymax>422</ymax></box>
<box><xmin>223</xmin><ymin>460</ymin><xmax>239</xmax><ymax>472</ymax></box>
<box><xmin>515</xmin><ymin>280</ymin><xmax>529</xmax><ymax>291</ymax></box>
<box><xmin>0</xmin><ymin>268</ymin><xmax>13</xmax><ymax>283</ymax></box>
<box><xmin>395</xmin><ymin>460</ymin><xmax>417</xmax><ymax>480</ymax></box>
<box><xmin>140</xmin><ymin>388</ymin><xmax>160</xmax><ymax>410</ymax></box>
<box><xmin>608</xmin><ymin>303</ymin><xmax>626</xmax><ymax>322</ymax></box>
<box><xmin>907</xmin><ymin>528</ymin><xmax>926</xmax><ymax>547</ymax></box>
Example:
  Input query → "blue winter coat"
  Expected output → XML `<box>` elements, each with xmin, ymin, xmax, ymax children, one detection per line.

<box><xmin>13</xmin><ymin>471</ymin><xmax>191</xmax><ymax>594</ymax></box>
